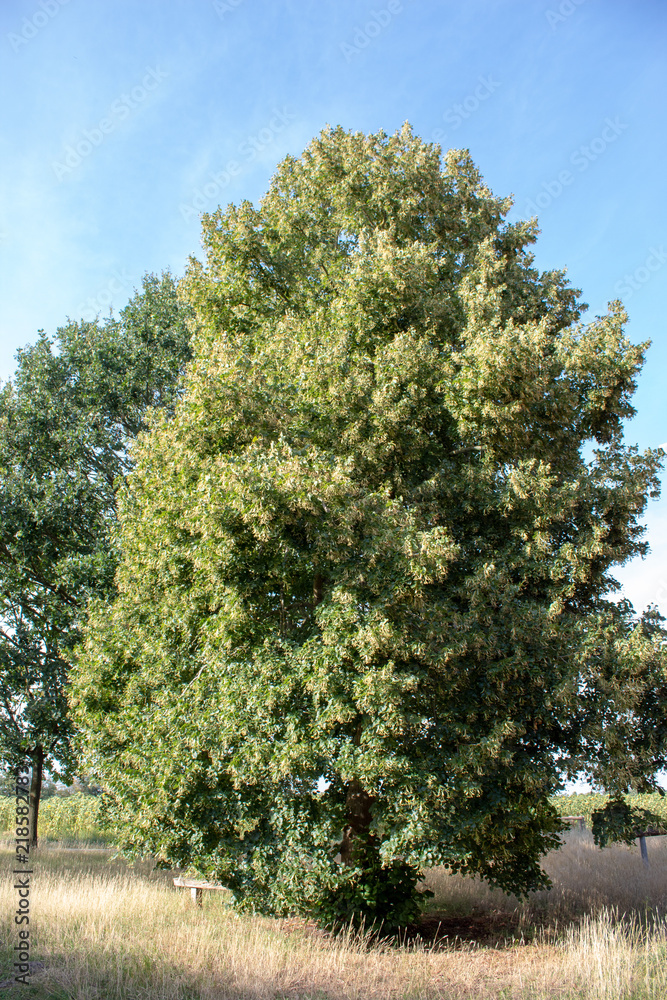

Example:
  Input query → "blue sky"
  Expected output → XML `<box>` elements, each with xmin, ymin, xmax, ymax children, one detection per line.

<box><xmin>1</xmin><ymin>0</ymin><xmax>666</xmax><ymax>619</ymax></box>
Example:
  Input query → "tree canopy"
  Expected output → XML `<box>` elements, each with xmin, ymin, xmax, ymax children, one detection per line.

<box><xmin>0</xmin><ymin>271</ymin><xmax>193</xmax><ymax>839</ymax></box>
<box><xmin>73</xmin><ymin>125</ymin><xmax>667</xmax><ymax>927</ymax></box>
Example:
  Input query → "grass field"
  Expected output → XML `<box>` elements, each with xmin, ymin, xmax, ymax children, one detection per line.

<box><xmin>1</xmin><ymin>827</ymin><xmax>667</xmax><ymax>999</ymax></box>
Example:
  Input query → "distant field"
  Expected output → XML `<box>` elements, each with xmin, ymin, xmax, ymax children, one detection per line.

<box><xmin>0</xmin><ymin>792</ymin><xmax>108</xmax><ymax>844</ymax></box>
<box><xmin>551</xmin><ymin>791</ymin><xmax>667</xmax><ymax>827</ymax></box>
<box><xmin>2</xmin><ymin>790</ymin><xmax>665</xmax><ymax>849</ymax></box>
<box><xmin>1</xmin><ymin>829</ymin><xmax>667</xmax><ymax>999</ymax></box>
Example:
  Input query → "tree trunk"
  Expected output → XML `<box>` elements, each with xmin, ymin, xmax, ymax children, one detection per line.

<box><xmin>340</xmin><ymin>777</ymin><xmax>375</xmax><ymax>865</ymax></box>
<box><xmin>29</xmin><ymin>744</ymin><xmax>44</xmax><ymax>848</ymax></box>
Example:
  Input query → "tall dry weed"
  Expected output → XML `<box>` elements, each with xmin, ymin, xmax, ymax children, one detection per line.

<box><xmin>0</xmin><ymin>833</ymin><xmax>666</xmax><ymax>999</ymax></box>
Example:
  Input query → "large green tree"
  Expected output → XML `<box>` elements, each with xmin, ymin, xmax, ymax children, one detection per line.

<box><xmin>74</xmin><ymin>126</ymin><xmax>667</xmax><ymax>927</ymax></box>
<box><xmin>0</xmin><ymin>271</ymin><xmax>193</xmax><ymax>843</ymax></box>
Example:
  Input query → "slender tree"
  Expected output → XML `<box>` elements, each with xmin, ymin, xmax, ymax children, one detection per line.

<box><xmin>0</xmin><ymin>272</ymin><xmax>193</xmax><ymax>844</ymax></box>
<box><xmin>74</xmin><ymin>126</ymin><xmax>667</xmax><ymax>927</ymax></box>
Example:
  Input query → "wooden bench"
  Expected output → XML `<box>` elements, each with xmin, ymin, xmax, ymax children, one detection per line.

<box><xmin>173</xmin><ymin>877</ymin><xmax>230</xmax><ymax>907</ymax></box>
<box><xmin>561</xmin><ymin>814</ymin><xmax>585</xmax><ymax>830</ymax></box>
<box><xmin>635</xmin><ymin>829</ymin><xmax>665</xmax><ymax>870</ymax></box>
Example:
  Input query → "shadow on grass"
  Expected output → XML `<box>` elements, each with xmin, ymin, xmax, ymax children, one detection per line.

<box><xmin>415</xmin><ymin>827</ymin><xmax>667</xmax><ymax>950</ymax></box>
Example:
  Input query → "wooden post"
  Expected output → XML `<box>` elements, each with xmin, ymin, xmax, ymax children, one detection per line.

<box><xmin>639</xmin><ymin>835</ymin><xmax>649</xmax><ymax>870</ymax></box>
<box><xmin>191</xmin><ymin>886</ymin><xmax>203</xmax><ymax>906</ymax></box>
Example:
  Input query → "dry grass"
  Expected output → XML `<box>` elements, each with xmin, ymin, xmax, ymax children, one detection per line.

<box><xmin>424</xmin><ymin>827</ymin><xmax>667</xmax><ymax>929</ymax></box>
<box><xmin>0</xmin><ymin>830</ymin><xmax>666</xmax><ymax>999</ymax></box>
